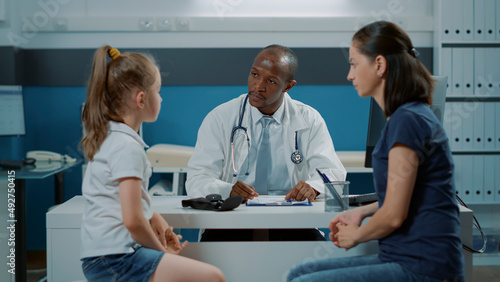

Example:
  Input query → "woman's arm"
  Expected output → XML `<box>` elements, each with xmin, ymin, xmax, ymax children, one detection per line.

<box><xmin>334</xmin><ymin>143</ymin><xmax>418</xmax><ymax>249</ymax></box>
<box><xmin>119</xmin><ymin>177</ymin><xmax>167</xmax><ymax>252</ymax></box>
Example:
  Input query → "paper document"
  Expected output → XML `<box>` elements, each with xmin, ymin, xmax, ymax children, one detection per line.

<box><xmin>246</xmin><ymin>196</ymin><xmax>311</xmax><ymax>206</ymax></box>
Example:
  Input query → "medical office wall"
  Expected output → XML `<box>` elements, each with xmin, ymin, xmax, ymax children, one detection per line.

<box><xmin>0</xmin><ymin>0</ymin><xmax>434</xmax><ymax>250</ymax></box>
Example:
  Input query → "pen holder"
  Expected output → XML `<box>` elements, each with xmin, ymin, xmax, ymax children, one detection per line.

<box><xmin>325</xmin><ymin>181</ymin><xmax>349</xmax><ymax>212</ymax></box>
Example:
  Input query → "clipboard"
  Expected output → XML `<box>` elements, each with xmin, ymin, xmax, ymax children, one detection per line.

<box><xmin>246</xmin><ymin>196</ymin><xmax>312</xmax><ymax>206</ymax></box>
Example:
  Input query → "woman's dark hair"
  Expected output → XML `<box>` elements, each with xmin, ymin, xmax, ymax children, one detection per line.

<box><xmin>353</xmin><ymin>21</ymin><xmax>435</xmax><ymax>117</ymax></box>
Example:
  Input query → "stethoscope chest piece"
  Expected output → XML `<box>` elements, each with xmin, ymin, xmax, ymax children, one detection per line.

<box><xmin>290</xmin><ymin>131</ymin><xmax>303</xmax><ymax>164</ymax></box>
<box><xmin>291</xmin><ymin>151</ymin><xmax>303</xmax><ymax>164</ymax></box>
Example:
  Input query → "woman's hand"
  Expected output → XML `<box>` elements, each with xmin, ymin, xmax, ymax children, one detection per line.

<box><xmin>329</xmin><ymin>209</ymin><xmax>364</xmax><ymax>247</ymax></box>
<box><xmin>329</xmin><ymin>202</ymin><xmax>379</xmax><ymax>249</ymax></box>
<box><xmin>333</xmin><ymin>222</ymin><xmax>360</xmax><ymax>250</ymax></box>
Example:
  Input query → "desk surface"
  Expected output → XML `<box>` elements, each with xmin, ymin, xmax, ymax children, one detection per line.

<box><xmin>47</xmin><ymin>195</ymin><xmax>472</xmax><ymax>230</ymax></box>
<box><xmin>47</xmin><ymin>196</ymin><xmax>340</xmax><ymax>229</ymax></box>
<box><xmin>0</xmin><ymin>160</ymin><xmax>81</xmax><ymax>180</ymax></box>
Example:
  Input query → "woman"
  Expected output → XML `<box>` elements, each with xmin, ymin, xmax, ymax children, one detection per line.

<box><xmin>287</xmin><ymin>21</ymin><xmax>464</xmax><ymax>282</ymax></box>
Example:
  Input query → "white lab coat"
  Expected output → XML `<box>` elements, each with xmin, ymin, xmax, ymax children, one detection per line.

<box><xmin>186</xmin><ymin>93</ymin><xmax>346</xmax><ymax>198</ymax></box>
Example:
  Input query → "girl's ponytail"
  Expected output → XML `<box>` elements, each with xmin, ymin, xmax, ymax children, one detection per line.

<box><xmin>80</xmin><ymin>45</ymin><xmax>158</xmax><ymax>160</ymax></box>
<box><xmin>81</xmin><ymin>46</ymin><xmax>119</xmax><ymax>161</ymax></box>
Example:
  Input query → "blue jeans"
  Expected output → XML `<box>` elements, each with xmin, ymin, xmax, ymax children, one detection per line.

<box><xmin>287</xmin><ymin>255</ymin><xmax>460</xmax><ymax>282</ymax></box>
<box><xmin>82</xmin><ymin>245</ymin><xmax>164</xmax><ymax>282</ymax></box>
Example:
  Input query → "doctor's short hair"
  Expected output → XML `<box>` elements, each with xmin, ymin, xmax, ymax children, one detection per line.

<box><xmin>261</xmin><ymin>44</ymin><xmax>298</xmax><ymax>81</ymax></box>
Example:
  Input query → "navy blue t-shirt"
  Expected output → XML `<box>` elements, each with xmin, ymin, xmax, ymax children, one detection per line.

<box><xmin>372</xmin><ymin>101</ymin><xmax>464</xmax><ymax>280</ymax></box>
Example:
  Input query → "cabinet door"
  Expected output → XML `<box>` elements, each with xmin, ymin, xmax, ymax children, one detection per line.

<box><xmin>47</xmin><ymin>228</ymin><xmax>85</xmax><ymax>282</ymax></box>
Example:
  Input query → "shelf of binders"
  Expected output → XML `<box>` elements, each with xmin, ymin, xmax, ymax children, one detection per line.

<box><xmin>442</xmin><ymin>43</ymin><xmax>500</xmax><ymax>47</ymax></box>
<box><xmin>443</xmin><ymin>101</ymin><xmax>500</xmax><ymax>151</ymax></box>
<box><xmin>452</xmin><ymin>154</ymin><xmax>500</xmax><ymax>205</ymax></box>
<box><xmin>439</xmin><ymin>46</ymin><xmax>500</xmax><ymax>98</ymax></box>
<box><xmin>446</xmin><ymin>97</ymin><xmax>500</xmax><ymax>101</ymax></box>
<box><xmin>438</xmin><ymin>0</ymin><xmax>500</xmax><ymax>44</ymax></box>
<box><xmin>435</xmin><ymin>0</ymin><xmax>500</xmax><ymax>207</ymax></box>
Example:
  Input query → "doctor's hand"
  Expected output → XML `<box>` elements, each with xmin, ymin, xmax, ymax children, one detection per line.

<box><xmin>285</xmin><ymin>181</ymin><xmax>318</xmax><ymax>202</ymax></box>
<box><xmin>230</xmin><ymin>181</ymin><xmax>259</xmax><ymax>202</ymax></box>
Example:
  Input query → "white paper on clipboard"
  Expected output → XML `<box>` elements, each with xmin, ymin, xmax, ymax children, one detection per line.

<box><xmin>246</xmin><ymin>196</ymin><xmax>311</xmax><ymax>206</ymax></box>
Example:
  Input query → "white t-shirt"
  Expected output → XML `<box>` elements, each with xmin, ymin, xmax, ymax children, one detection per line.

<box><xmin>80</xmin><ymin>121</ymin><xmax>153</xmax><ymax>259</ymax></box>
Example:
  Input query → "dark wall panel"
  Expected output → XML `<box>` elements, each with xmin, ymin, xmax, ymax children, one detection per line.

<box><xmin>0</xmin><ymin>47</ymin><xmax>17</xmax><ymax>85</ymax></box>
<box><xmin>0</xmin><ymin>47</ymin><xmax>432</xmax><ymax>86</ymax></box>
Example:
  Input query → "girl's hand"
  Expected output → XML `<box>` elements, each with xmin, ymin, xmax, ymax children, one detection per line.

<box><xmin>165</xmin><ymin>228</ymin><xmax>189</xmax><ymax>255</ymax></box>
<box><xmin>149</xmin><ymin>212</ymin><xmax>188</xmax><ymax>254</ymax></box>
<box><xmin>149</xmin><ymin>212</ymin><xmax>171</xmax><ymax>248</ymax></box>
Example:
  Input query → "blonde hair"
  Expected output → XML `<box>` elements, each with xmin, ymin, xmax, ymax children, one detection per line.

<box><xmin>80</xmin><ymin>45</ymin><xmax>158</xmax><ymax>161</ymax></box>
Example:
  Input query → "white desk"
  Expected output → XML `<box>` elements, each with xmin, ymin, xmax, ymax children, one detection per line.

<box><xmin>47</xmin><ymin>196</ymin><xmax>473</xmax><ymax>282</ymax></box>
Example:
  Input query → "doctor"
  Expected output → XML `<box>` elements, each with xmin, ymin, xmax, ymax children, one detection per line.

<box><xmin>186</xmin><ymin>45</ymin><xmax>346</xmax><ymax>240</ymax></box>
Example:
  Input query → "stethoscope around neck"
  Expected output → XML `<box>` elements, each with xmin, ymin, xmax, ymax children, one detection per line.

<box><xmin>230</xmin><ymin>95</ymin><xmax>303</xmax><ymax>177</ymax></box>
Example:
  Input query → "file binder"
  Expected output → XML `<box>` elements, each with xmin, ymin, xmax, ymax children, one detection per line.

<box><xmin>462</xmin><ymin>48</ymin><xmax>474</xmax><ymax>95</ymax></box>
<box><xmin>449</xmin><ymin>103</ymin><xmax>463</xmax><ymax>149</ymax></box>
<box><xmin>451</xmin><ymin>48</ymin><xmax>464</xmax><ymax>96</ymax></box>
<box><xmin>484</xmin><ymin>48</ymin><xmax>497</xmax><ymax>96</ymax></box>
<box><xmin>484</xmin><ymin>0</ymin><xmax>496</xmax><ymax>41</ymax></box>
<box><xmin>483</xmin><ymin>155</ymin><xmax>495</xmax><ymax>203</ymax></box>
<box><xmin>441</xmin><ymin>48</ymin><xmax>452</xmax><ymax>95</ymax></box>
<box><xmin>462</xmin><ymin>155</ymin><xmax>474</xmax><ymax>203</ymax></box>
<box><xmin>463</xmin><ymin>0</ymin><xmax>475</xmax><ymax>41</ymax></box>
<box><xmin>473</xmin><ymin>155</ymin><xmax>484</xmax><ymax>203</ymax></box>
<box><xmin>495</xmin><ymin>155</ymin><xmax>500</xmax><ymax>201</ymax></box>
<box><xmin>497</xmin><ymin>0</ymin><xmax>500</xmax><ymax>42</ymax></box>
<box><xmin>441</xmin><ymin>0</ymin><xmax>453</xmax><ymax>41</ymax></box>
<box><xmin>453</xmin><ymin>155</ymin><xmax>462</xmax><ymax>198</ymax></box>
<box><xmin>474</xmin><ymin>0</ymin><xmax>485</xmax><ymax>41</ymax></box>
<box><xmin>488</xmin><ymin>48</ymin><xmax>500</xmax><ymax>96</ymax></box>
<box><xmin>461</xmin><ymin>102</ymin><xmax>474</xmax><ymax>150</ymax></box>
<box><xmin>443</xmin><ymin>103</ymin><xmax>453</xmax><ymax>143</ymax></box>
<box><xmin>474</xmin><ymin>48</ymin><xmax>486</xmax><ymax>96</ymax></box>
<box><xmin>473</xmin><ymin>102</ymin><xmax>484</xmax><ymax>149</ymax></box>
<box><xmin>484</xmin><ymin>103</ymin><xmax>495</xmax><ymax>150</ymax></box>
<box><xmin>451</xmin><ymin>0</ymin><xmax>463</xmax><ymax>41</ymax></box>
<box><xmin>496</xmin><ymin>102</ymin><xmax>500</xmax><ymax>149</ymax></box>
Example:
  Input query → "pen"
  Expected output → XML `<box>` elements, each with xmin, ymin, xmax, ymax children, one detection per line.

<box><xmin>322</xmin><ymin>173</ymin><xmax>331</xmax><ymax>183</ymax></box>
<box><xmin>316</xmin><ymin>168</ymin><xmax>348</xmax><ymax>210</ymax></box>
<box><xmin>316</xmin><ymin>168</ymin><xmax>329</xmax><ymax>183</ymax></box>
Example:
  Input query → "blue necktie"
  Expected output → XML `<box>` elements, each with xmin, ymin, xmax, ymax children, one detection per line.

<box><xmin>254</xmin><ymin>116</ymin><xmax>273</xmax><ymax>195</ymax></box>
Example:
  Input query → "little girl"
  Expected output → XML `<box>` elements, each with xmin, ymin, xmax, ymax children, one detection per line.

<box><xmin>80</xmin><ymin>46</ymin><xmax>225</xmax><ymax>282</ymax></box>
